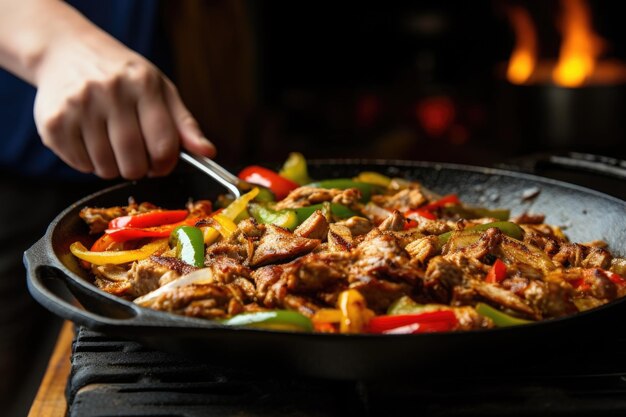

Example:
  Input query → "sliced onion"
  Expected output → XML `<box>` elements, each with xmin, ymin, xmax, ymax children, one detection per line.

<box><xmin>133</xmin><ymin>267</ymin><xmax>214</xmax><ymax>306</ymax></box>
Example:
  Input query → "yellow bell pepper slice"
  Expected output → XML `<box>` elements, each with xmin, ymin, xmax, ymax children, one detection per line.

<box><xmin>337</xmin><ymin>289</ymin><xmax>374</xmax><ymax>333</ymax></box>
<box><xmin>69</xmin><ymin>239</ymin><xmax>168</xmax><ymax>266</ymax></box>
<box><xmin>209</xmin><ymin>213</ymin><xmax>239</xmax><ymax>239</ymax></box>
<box><xmin>353</xmin><ymin>171</ymin><xmax>391</xmax><ymax>188</ymax></box>
<box><xmin>202</xmin><ymin>188</ymin><xmax>259</xmax><ymax>244</ymax></box>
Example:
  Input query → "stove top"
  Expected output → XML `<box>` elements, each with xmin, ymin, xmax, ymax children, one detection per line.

<box><xmin>66</xmin><ymin>152</ymin><xmax>626</xmax><ymax>416</ymax></box>
<box><xmin>68</xmin><ymin>327</ymin><xmax>626</xmax><ymax>417</ymax></box>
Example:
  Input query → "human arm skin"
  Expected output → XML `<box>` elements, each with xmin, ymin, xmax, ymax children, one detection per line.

<box><xmin>0</xmin><ymin>0</ymin><xmax>216</xmax><ymax>179</ymax></box>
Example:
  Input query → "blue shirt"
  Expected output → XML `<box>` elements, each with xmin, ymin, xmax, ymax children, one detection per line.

<box><xmin>0</xmin><ymin>0</ymin><xmax>163</xmax><ymax>179</ymax></box>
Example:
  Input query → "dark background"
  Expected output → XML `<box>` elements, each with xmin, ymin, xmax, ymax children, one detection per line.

<box><xmin>233</xmin><ymin>1</ymin><xmax>625</xmax><ymax>166</ymax></box>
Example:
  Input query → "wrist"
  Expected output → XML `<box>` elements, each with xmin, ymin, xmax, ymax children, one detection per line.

<box><xmin>0</xmin><ymin>0</ymin><xmax>101</xmax><ymax>85</ymax></box>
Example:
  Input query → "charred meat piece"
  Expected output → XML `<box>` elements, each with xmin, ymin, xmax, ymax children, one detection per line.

<box><xmin>522</xmin><ymin>279</ymin><xmax>578</xmax><ymax>318</ymax></box>
<box><xmin>79</xmin><ymin>200</ymin><xmax>158</xmax><ymax>234</ymax></box>
<box><xmin>335</xmin><ymin>216</ymin><xmax>374</xmax><ymax>236</ymax></box>
<box><xmin>206</xmin><ymin>218</ymin><xmax>320</xmax><ymax>267</ymax></box>
<box><xmin>275</xmin><ymin>186</ymin><xmax>362</xmax><ymax>210</ymax></box>
<box><xmin>423</xmin><ymin>256</ymin><xmax>465</xmax><ymax>303</ymax></box>
<box><xmin>252</xmin><ymin>224</ymin><xmax>321</xmax><ymax>266</ymax></box>
<box><xmin>471</xmin><ymin>280</ymin><xmax>538</xmax><ymax>319</ymax></box>
<box><xmin>406</xmin><ymin>235</ymin><xmax>439</xmax><ymax>266</ymax></box>
<box><xmin>348</xmin><ymin>230</ymin><xmax>423</xmax><ymax>310</ymax></box>
<box><xmin>294</xmin><ymin>210</ymin><xmax>329</xmax><ymax>240</ymax></box>
<box><xmin>378</xmin><ymin>210</ymin><xmax>406</xmax><ymax>232</ymax></box>
<box><xmin>371</xmin><ymin>187</ymin><xmax>426</xmax><ymax>212</ymax></box>
<box><xmin>93</xmin><ymin>257</ymin><xmax>179</xmax><ymax>299</ymax></box>
<box><xmin>253</xmin><ymin>252</ymin><xmax>350</xmax><ymax>309</ymax></box>
<box><xmin>327</xmin><ymin>224</ymin><xmax>353</xmax><ymax>252</ymax></box>
<box><xmin>139</xmin><ymin>282</ymin><xmax>249</xmax><ymax>319</ymax></box>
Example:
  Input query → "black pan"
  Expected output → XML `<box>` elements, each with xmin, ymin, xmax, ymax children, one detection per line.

<box><xmin>24</xmin><ymin>160</ymin><xmax>626</xmax><ymax>380</ymax></box>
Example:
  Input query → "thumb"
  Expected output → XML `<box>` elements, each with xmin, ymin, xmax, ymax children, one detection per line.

<box><xmin>164</xmin><ymin>80</ymin><xmax>216</xmax><ymax>158</ymax></box>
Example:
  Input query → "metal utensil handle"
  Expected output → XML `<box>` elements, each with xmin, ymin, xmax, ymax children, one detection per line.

<box><xmin>179</xmin><ymin>151</ymin><xmax>242</xmax><ymax>197</ymax></box>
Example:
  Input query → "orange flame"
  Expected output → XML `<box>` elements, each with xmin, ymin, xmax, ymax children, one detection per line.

<box><xmin>505</xmin><ymin>6</ymin><xmax>537</xmax><ymax>85</ymax></box>
<box><xmin>553</xmin><ymin>0</ymin><xmax>604</xmax><ymax>87</ymax></box>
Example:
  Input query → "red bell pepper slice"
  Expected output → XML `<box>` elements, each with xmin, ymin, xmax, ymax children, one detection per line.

<box><xmin>367</xmin><ymin>310</ymin><xmax>458</xmax><ymax>334</ymax></box>
<box><xmin>105</xmin><ymin>217</ymin><xmax>201</xmax><ymax>243</ymax></box>
<box><xmin>108</xmin><ymin>210</ymin><xmax>189</xmax><ymax>229</ymax></box>
<box><xmin>404</xmin><ymin>208</ymin><xmax>437</xmax><ymax>229</ymax></box>
<box><xmin>485</xmin><ymin>259</ymin><xmax>507</xmax><ymax>283</ymax></box>
<box><xmin>421</xmin><ymin>194</ymin><xmax>461</xmax><ymax>211</ymax></box>
<box><xmin>238</xmin><ymin>166</ymin><xmax>299</xmax><ymax>200</ymax></box>
<box><xmin>606</xmin><ymin>271</ymin><xmax>626</xmax><ymax>286</ymax></box>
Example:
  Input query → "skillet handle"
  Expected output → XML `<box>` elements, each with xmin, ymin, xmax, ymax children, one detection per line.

<box><xmin>24</xmin><ymin>237</ymin><xmax>165</xmax><ymax>329</ymax></box>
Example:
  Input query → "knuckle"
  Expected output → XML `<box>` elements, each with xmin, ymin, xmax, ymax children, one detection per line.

<box><xmin>37</xmin><ymin>112</ymin><xmax>65</xmax><ymax>141</ymax></box>
<box><xmin>126</xmin><ymin>62</ymin><xmax>161</xmax><ymax>91</ymax></box>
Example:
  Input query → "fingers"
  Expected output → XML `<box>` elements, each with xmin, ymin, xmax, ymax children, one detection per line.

<box><xmin>35</xmin><ymin>58</ymin><xmax>214</xmax><ymax>180</ymax></box>
<box><xmin>163</xmin><ymin>79</ymin><xmax>216</xmax><ymax>158</ymax></box>
<box><xmin>35</xmin><ymin>104</ymin><xmax>94</xmax><ymax>174</ymax></box>
<box><xmin>136</xmin><ymin>79</ymin><xmax>179</xmax><ymax>177</ymax></box>
<box><xmin>81</xmin><ymin>116</ymin><xmax>119</xmax><ymax>179</ymax></box>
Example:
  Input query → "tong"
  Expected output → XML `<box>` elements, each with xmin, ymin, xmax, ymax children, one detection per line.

<box><xmin>179</xmin><ymin>151</ymin><xmax>257</xmax><ymax>198</ymax></box>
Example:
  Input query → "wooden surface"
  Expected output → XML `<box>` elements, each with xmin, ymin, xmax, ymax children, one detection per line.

<box><xmin>27</xmin><ymin>321</ymin><xmax>74</xmax><ymax>417</ymax></box>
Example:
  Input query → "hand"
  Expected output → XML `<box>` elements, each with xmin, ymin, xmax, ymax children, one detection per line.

<box><xmin>32</xmin><ymin>22</ymin><xmax>215</xmax><ymax>179</ymax></box>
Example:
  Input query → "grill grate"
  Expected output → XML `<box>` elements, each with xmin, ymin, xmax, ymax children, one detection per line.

<box><xmin>68</xmin><ymin>327</ymin><xmax>626</xmax><ymax>417</ymax></box>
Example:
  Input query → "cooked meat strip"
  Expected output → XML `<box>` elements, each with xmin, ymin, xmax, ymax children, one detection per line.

<box><xmin>423</xmin><ymin>256</ymin><xmax>465</xmax><ymax>303</ymax></box>
<box><xmin>274</xmin><ymin>186</ymin><xmax>361</xmax><ymax>210</ymax></box>
<box><xmin>253</xmin><ymin>252</ymin><xmax>350</xmax><ymax>308</ymax></box>
<box><xmin>471</xmin><ymin>280</ymin><xmax>537</xmax><ymax>319</ymax></box>
<box><xmin>294</xmin><ymin>210</ymin><xmax>329</xmax><ymax>240</ymax></box>
<box><xmin>406</xmin><ymin>214</ymin><xmax>452</xmax><ymax>235</ymax></box>
<box><xmin>283</xmin><ymin>294</ymin><xmax>324</xmax><ymax>317</ymax></box>
<box><xmin>445</xmin><ymin>227</ymin><xmax>503</xmax><ymax>261</ymax></box>
<box><xmin>522</xmin><ymin>229</ymin><xmax>561</xmax><ymax>257</ymax></box>
<box><xmin>347</xmin><ymin>230</ymin><xmax>423</xmax><ymax>310</ymax></box>
<box><xmin>150</xmin><ymin>255</ymin><xmax>198</xmax><ymax>276</ymax></box>
<box><xmin>93</xmin><ymin>257</ymin><xmax>178</xmax><ymax>299</ymax></box>
<box><xmin>79</xmin><ymin>200</ymin><xmax>158</xmax><ymax>234</ymax></box>
<box><xmin>378</xmin><ymin>210</ymin><xmax>406</xmax><ymax>232</ymax></box>
<box><xmin>186</xmin><ymin>200</ymin><xmax>213</xmax><ymax>218</ymax></box>
<box><xmin>522</xmin><ymin>279</ymin><xmax>577</xmax><ymax>318</ymax></box>
<box><xmin>141</xmin><ymin>282</ymin><xmax>247</xmax><ymax>319</ymax></box>
<box><xmin>552</xmin><ymin>243</ymin><xmax>584</xmax><ymax>267</ymax></box>
<box><xmin>205</xmin><ymin>255</ymin><xmax>253</xmax><ymax>285</ymax></box>
<box><xmin>252</xmin><ymin>224</ymin><xmax>321</xmax><ymax>266</ymax></box>
<box><xmin>327</xmin><ymin>224</ymin><xmax>353</xmax><ymax>252</ymax></box>
<box><xmin>349</xmin><ymin>277</ymin><xmax>414</xmax><ymax>313</ymax></box>
<box><xmin>453</xmin><ymin>306</ymin><xmax>494</xmax><ymax>330</ymax></box>
<box><xmin>335</xmin><ymin>216</ymin><xmax>374</xmax><ymax>236</ymax></box>
<box><xmin>513</xmin><ymin>213</ymin><xmax>545</xmax><ymax>224</ymax></box>
<box><xmin>206</xmin><ymin>218</ymin><xmax>320</xmax><ymax>267</ymax></box>
<box><xmin>581</xmin><ymin>247</ymin><xmax>612</xmax><ymax>269</ymax></box>
<box><xmin>406</xmin><ymin>236</ymin><xmax>439</xmax><ymax>266</ymax></box>
<box><xmin>371</xmin><ymin>186</ymin><xmax>426</xmax><ymax>212</ymax></box>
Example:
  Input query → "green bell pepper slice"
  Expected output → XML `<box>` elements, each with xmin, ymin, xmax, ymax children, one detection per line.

<box><xmin>293</xmin><ymin>203</ymin><xmax>357</xmax><ymax>224</ymax></box>
<box><xmin>170</xmin><ymin>225</ymin><xmax>205</xmax><ymax>267</ymax></box>
<box><xmin>475</xmin><ymin>302</ymin><xmax>533</xmax><ymax>327</ymax></box>
<box><xmin>221</xmin><ymin>310</ymin><xmax>313</xmax><ymax>332</ymax></box>
<box><xmin>248</xmin><ymin>203</ymin><xmax>299</xmax><ymax>231</ymax></box>
<box><xmin>308</xmin><ymin>178</ymin><xmax>383</xmax><ymax>202</ymax></box>
<box><xmin>442</xmin><ymin>206</ymin><xmax>510</xmax><ymax>221</ymax></box>
<box><xmin>437</xmin><ymin>221</ymin><xmax>524</xmax><ymax>247</ymax></box>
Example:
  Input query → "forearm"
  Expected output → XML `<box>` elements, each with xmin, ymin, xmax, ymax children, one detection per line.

<box><xmin>0</xmin><ymin>0</ymin><xmax>117</xmax><ymax>85</ymax></box>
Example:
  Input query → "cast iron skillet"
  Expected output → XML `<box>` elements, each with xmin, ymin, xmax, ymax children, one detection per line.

<box><xmin>24</xmin><ymin>160</ymin><xmax>626</xmax><ymax>380</ymax></box>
